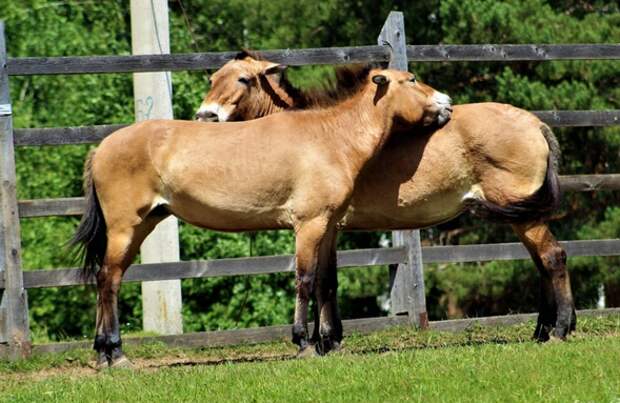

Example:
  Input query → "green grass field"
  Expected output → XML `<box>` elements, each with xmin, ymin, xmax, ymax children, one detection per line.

<box><xmin>1</xmin><ymin>315</ymin><xmax>619</xmax><ymax>402</ymax></box>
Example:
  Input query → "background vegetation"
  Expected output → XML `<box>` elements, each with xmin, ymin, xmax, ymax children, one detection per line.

<box><xmin>0</xmin><ymin>0</ymin><xmax>618</xmax><ymax>341</ymax></box>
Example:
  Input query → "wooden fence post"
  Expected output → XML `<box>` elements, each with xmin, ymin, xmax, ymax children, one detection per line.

<box><xmin>131</xmin><ymin>0</ymin><xmax>183</xmax><ymax>335</ymax></box>
<box><xmin>0</xmin><ymin>21</ymin><xmax>31</xmax><ymax>358</ymax></box>
<box><xmin>378</xmin><ymin>12</ymin><xmax>429</xmax><ymax>328</ymax></box>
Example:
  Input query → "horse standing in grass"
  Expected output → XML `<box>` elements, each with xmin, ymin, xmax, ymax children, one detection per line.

<box><xmin>71</xmin><ymin>67</ymin><xmax>452</xmax><ymax>367</ymax></box>
<box><xmin>196</xmin><ymin>52</ymin><xmax>575</xmax><ymax>353</ymax></box>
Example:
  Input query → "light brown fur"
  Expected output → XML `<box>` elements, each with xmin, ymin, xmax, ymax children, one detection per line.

<box><xmin>195</xmin><ymin>55</ymin><xmax>575</xmax><ymax>352</ymax></box>
<box><xmin>78</xmin><ymin>68</ymin><xmax>452</xmax><ymax>365</ymax></box>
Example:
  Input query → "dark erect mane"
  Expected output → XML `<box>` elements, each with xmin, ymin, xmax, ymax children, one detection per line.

<box><xmin>293</xmin><ymin>64</ymin><xmax>374</xmax><ymax>109</ymax></box>
<box><xmin>235</xmin><ymin>49</ymin><xmax>263</xmax><ymax>61</ymax></box>
<box><xmin>235</xmin><ymin>51</ymin><xmax>376</xmax><ymax>109</ymax></box>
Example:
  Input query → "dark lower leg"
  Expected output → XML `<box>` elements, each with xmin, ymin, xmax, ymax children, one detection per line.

<box><xmin>94</xmin><ymin>267</ymin><xmax>125</xmax><ymax>366</ymax></box>
<box><xmin>291</xmin><ymin>219</ymin><xmax>328</xmax><ymax>355</ymax></box>
<box><xmin>513</xmin><ymin>223</ymin><xmax>576</xmax><ymax>341</ymax></box>
<box><xmin>292</xmin><ymin>272</ymin><xmax>315</xmax><ymax>352</ymax></box>
<box><xmin>315</xmin><ymin>234</ymin><xmax>342</xmax><ymax>354</ymax></box>
<box><xmin>310</xmin><ymin>299</ymin><xmax>320</xmax><ymax>344</ymax></box>
<box><xmin>533</xmin><ymin>276</ymin><xmax>556</xmax><ymax>342</ymax></box>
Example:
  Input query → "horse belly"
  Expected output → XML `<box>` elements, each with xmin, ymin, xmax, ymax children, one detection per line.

<box><xmin>343</xmin><ymin>186</ymin><xmax>469</xmax><ymax>230</ymax></box>
<box><xmin>166</xmin><ymin>189</ymin><xmax>293</xmax><ymax>231</ymax></box>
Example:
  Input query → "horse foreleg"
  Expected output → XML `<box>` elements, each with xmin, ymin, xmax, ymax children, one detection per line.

<box><xmin>512</xmin><ymin>222</ymin><xmax>576</xmax><ymax>341</ymax></box>
<box><xmin>292</xmin><ymin>217</ymin><xmax>330</xmax><ymax>357</ymax></box>
<box><xmin>315</xmin><ymin>228</ymin><xmax>342</xmax><ymax>354</ymax></box>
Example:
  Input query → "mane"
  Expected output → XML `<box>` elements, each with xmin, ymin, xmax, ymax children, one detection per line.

<box><xmin>235</xmin><ymin>49</ymin><xmax>263</xmax><ymax>61</ymax></box>
<box><xmin>293</xmin><ymin>64</ymin><xmax>375</xmax><ymax>109</ymax></box>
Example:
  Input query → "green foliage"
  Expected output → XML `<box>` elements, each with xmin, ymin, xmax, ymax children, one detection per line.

<box><xmin>1</xmin><ymin>0</ymin><xmax>619</xmax><ymax>340</ymax></box>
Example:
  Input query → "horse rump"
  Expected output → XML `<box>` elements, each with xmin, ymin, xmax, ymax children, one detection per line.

<box><xmin>466</xmin><ymin>125</ymin><xmax>562</xmax><ymax>223</ymax></box>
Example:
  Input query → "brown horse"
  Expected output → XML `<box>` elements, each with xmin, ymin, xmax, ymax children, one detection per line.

<box><xmin>71</xmin><ymin>67</ymin><xmax>452</xmax><ymax>367</ymax></box>
<box><xmin>196</xmin><ymin>52</ymin><xmax>575</xmax><ymax>353</ymax></box>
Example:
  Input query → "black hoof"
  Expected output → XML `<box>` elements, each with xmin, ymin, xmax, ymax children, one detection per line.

<box><xmin>533</xmin><ymin>322</ymin><xmax>553</xmax><ymax>342</ymax></box>
<box><xmin>95</xmin><ymin>351</ymin><xmax>110</xmax><ymax>370</ymax></box>
<box><xmin>319</xmin><ymin>336</ymin><xmax>341</xmax><ymax>355</ymax></box>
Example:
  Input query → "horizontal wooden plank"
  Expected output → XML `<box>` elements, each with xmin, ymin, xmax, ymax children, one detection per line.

<box><xmin>7</xmin><ymin>46</ymin><xmax>390</xmax><ymax>76</ymax></box>
<box><xmin>9</xmin><ymin>308</ymin><xmax>618</xmax><ymax>357</ymax></box>
<box><xmin>422</xmin><ymin>239</ymin><xmax>620</xmax><ymax>264</ymax></box>
<box><xmin>407</xmin><ymin>44</ymin><xmax>620</xmax><ymax>61</ymax></box>
<box><xmin>3</xmin><ymin>247</ymin><xmax>406</xmax><ymax>289</ymax></box>
<box><xmin>7</xmin><ymin>44</ymin><xmax>619</xmax><ymax>77</ymax></box>
<box><xmin>12</xmin><ymin>110</ymin><xmax>620</xmax><ymax>147</ymax></box>
<box><xmin>13</xmin><ymin>124</ymin><xmax>126</xmax><ymax>146</ymax></box>
<box><xmin>559</xmin><ymin>174</ymin><xmax>620</xmax><ymax>192</ymax></box>
<box><xmin>3</xmin><ymin>239</ymin><xmax>619</xmax><ymax>290</ymax></box>
<box><xmin>18</xmin><ymin>197</ymin><xmax>85</xmax><ymax>218</ymax></box>
<box><xmin>16</xmin><ymin>174</ymin><xmax>620</xmax><ymax>218</ymax></box>
<box><xmin>533</xmin><ymin>110</ymin><xmax>620</xmax><ymax>127</ymax></box>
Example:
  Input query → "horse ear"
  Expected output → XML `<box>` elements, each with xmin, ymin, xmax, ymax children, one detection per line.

<box><xmin>372</xmin><ymin>74</ymin><xmax>389</xmax><ymax>85</ymax></box>
<box><xmin>262</xmin><ymin>63</ymin><xmax>288</xmax><ymax>76</ymax></box>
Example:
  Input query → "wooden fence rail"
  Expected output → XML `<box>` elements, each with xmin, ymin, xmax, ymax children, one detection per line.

<box><xmin>1</xmin><ymin>239</ymin><xmax>618</xmax><ymax>290</ymax></box>
<box><xmin>15</xmin><ymin>175</ymin><xmax>620</xmax><ymax>219</ymax></box>
<box><xmin>7</xmin><ymin>44</ymin><xmax>620</xmax><ymax>76</ymax></box>
<box><xmin>11</xmin><ymin>110</ymin><xmax>620</xmax><ymax>147</ymax></box>
<box><xmin>1</xmin><ymin>11</ymin><xmax>620</xmax><ymax>359</ymax></box>
<box><xmin>406</xmin><ymin>44</ymin><xmax>620</xmax><ymax>61</ymax></box>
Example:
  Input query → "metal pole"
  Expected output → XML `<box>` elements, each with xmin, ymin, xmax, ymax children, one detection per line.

<box><xmin>0</xmin><ymin>21</ymin><xmax>31</xmax><ymax>358</ymax></box>
<box><xmin>378</xmin><ymin>12</ymin><xmax>429</xmax><ymax>328</ymax></box>
<box><xmin>130</xmin><ymin>0</ymin><xmax>183</xmax><ymax>335</ymax></box>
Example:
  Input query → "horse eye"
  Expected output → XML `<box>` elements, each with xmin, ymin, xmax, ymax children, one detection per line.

<box><xmin>238</xmin><ymin>77</ymin><xmax>250</xmax><ymax>85</ymax></box>
<box><xmin>410</xmin><ymin>76</ymin><xmax>417</xmax><ymax>83</ymax></box>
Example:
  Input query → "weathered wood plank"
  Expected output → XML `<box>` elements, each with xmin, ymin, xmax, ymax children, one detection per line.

<box><xmin>559</xmin><ymin>174</ymin><xmax>620</xmax><ymax>192</ymax></box>
<box><xmin>0</xmin><ymin>22</ymin><xmax>30</xmax><ymax>354</ymax></box>
<box><xmin>421</xmin><ymin>239</ymin><xmax>620</xmax><ymax>263</ymax></box>
<box><xmin>3</xmin><ymin>239</ymin><xmax>618</xmax><ymax>290</ymax></box>
<box><xmin>379</xmin><ymin>11</ymin><xmax>424</xmax><ymax>321</ymax></box>
<box><xmin>7</xmin><ymin>44</ymin><xmax>619</xmax><ymax>77</ymax></box>
<box><xmin>16</xmin><ymin>174</ymin><xmax>620</xmax><ymax>218</ymax></box>
<box><xmin>12</xmin><ymin>110</ymin><xmax>620</xmax><ymax>147</ymax></box>
<box><xmin>407</xmin><ymin>44</ymin><xmax>620</xmax><ymax>61</ymax></box>
<box><xmin>0</xmin><ymin>247</ymin><xmax>406</xmax><ymax>289</ymax></box>
<box><xmin>18</xmin><ymin>197</ymin><xmax>85</xmax><ymax>218</ymax></box>
<box><xmin>5</xmin><ymin>308</ymin><xmax>616</xmax><ymax>357</ymax></box>
<box><xmin>7</xmin><ymin>46</ymin><xmax>390</xmax><ymax>76</ymax></box>
<box><xmin>13</xmin><ymin>124</ymin><xmax>126</xmax><ymax>146</ymax></box>
<box><xmin>533</xmin><ymin>110</ymin><xmax>620</xmax><ymax>127</ymax></box>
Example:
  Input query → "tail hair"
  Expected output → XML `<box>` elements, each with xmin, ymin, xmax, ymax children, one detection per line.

<box><xmin>466</xmin><ymin>124</ymin><xmax>562</xmax><ymax>223</ymax></box>
<box><xmin>69</xmin><ymin>150</ymin><xmax>107</xmax><ymax>281</ymax></box>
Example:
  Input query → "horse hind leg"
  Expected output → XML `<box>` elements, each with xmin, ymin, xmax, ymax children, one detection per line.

<box><xmin>94</xmin><ymin>210</ymin><xmax>167</xmax><ymax>368</ymax></box>
<box><xmin>512</xmin><ymin>222</ymin><xmax>576</xmax><ymax>341</ymax></box>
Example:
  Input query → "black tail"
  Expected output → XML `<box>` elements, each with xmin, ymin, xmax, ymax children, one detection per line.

<box><xmin>69</xmin><ymin>150</ymin><xmax>107</xmax><ymax>281</ymax></box>
<box><xmin>466</xmin><ymin>124</ymin><xmax>562</xmax><ymax>223</ymax></box>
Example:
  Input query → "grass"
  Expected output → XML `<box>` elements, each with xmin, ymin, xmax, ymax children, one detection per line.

<box><xmin>1</xmin><ymin>315</ymin><xmax>619</xmax><ymax>402</ymax></box>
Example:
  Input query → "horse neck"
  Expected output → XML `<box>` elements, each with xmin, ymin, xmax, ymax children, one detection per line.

<box><xmin>317</xmin><ymin>90</ymin><xmax>395</xmax><ymax>172</ymax></box>
<box><xmin>253</xmin><ymin>76</ymin><xmax>297</xmax><ymax>117</ymax></box>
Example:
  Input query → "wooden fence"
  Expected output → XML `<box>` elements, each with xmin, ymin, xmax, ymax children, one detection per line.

<box><xmin>1</xmin><ymin>11</ymin><xmax>620</xmax><ymax>359</ymax></box>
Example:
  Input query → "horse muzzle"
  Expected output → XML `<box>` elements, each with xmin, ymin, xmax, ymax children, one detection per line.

<box><xmin>431</xmin><ymin>91</ymin><xmax>453</xmax><ymax>126</ymax></box>
<box><xmin>195</xmin><ymin>110</ymin><xmax>219</xmax><ymax>122</ymax></box>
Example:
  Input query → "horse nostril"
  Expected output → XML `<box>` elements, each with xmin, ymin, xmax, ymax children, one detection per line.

<box><xmin>195</xmin><ymin>110</ymin><xmax>219</xmax><ymax>122</ymax></box>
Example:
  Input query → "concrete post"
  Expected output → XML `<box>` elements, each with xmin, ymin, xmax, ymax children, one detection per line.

<box><xmin>131</xmin><ymin>0</ymin><xmax>183</xmax><ymax>335</ymax></box>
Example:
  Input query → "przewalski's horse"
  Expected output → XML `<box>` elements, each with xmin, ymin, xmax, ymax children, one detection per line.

<box><xmin>196</xmin><ymin>52</ymin><xmax>575</xmax><ymax>353</ymax></box>
<box><xmin>71</xmin><ymin>67</ymin><xmax>452</xmax><ymax>367</ymax></box>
